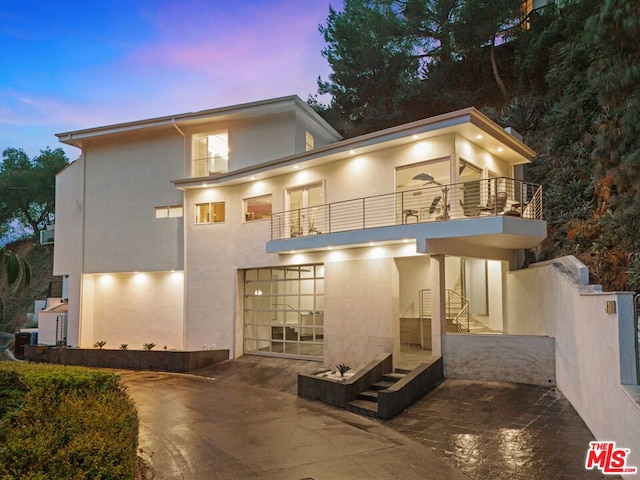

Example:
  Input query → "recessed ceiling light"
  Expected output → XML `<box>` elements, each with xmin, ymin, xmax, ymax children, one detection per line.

<box><xmin>290</xmin><ymin>250</ymin><xmax>296</xmax><ymax>254</ymax></box>
<box><xmin>327</xmin><ymin>246</ymin><xmax>333</xmax><ymax>250</ymax></box>
<box><xmin>250</xmin><ymin>176</ymin><xmax>256</xmax><ymax>180</ymax></box>
<box><xmin>349</xmin><ymin>150</ymin><xmax>356</xmax><ymax>155</ymax></box>
<box><xmin>412</xmin><ymin>135</ymin><xmax>419</xmax><ymax>140</ymax></box>
<box><xmin>403</xmin><ymin>239</ymin><xmax>409</xmax><ymax>243</ymax></box>
<box><xmin>497</xmin><ymin>147</ymin><xmax>504</xmax><ymax>152</ymax></box>
<box><xmin>476</xmin><ymin>134</ymin><xmax>483</xmax><ymax>139</ymax></box>
<box><xmin>369</xmin><ymin>242</ymin><xmax>375</xmax><ymax>246</ymax></box>
<box><xmin>293</xmin><ymin>165</ymin><xmax>299</xmax><ymax>169</ymax></box>
<box><xmin>202</xmin><ymin>183</ymin><xmax>207</xmax><ymax>187</ymax></box>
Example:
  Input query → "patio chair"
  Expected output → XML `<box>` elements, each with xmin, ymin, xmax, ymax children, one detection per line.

<box><xmin>479</xmin><ymin>191</ymin><xmax>508</xmax><ymax>215</ymax></box>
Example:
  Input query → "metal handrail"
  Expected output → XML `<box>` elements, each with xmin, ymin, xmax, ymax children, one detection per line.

<box><xmin>419</xmin><ymin>289</ymin><xmax>470</xmax><ymax>333</ymax></box>
<box><xmin>271</xmin><ymin>177</ymin><xmax>543</xmax><ymax>240</ymax></box>
<box><xmin>446</xmin><ymin>289</ymin><xmax>470</xmax><ymax>333</ymax></box>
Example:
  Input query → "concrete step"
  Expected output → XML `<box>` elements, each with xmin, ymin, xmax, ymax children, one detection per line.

<box><xmin>395</xmin><ymin>368</ymin><xmax>412</xmax><ymax>375</ymax></box>
<box><xmin>383</xmin><ymin>372</ymin><xmax>406</xmax><ymax>383</ymax></box>
<box><xmin>347</xmin><ymin>399</ymin><xmax>378</xmax><ymax>418</ymax></box>
<box><xmin>371</xmin><ymin>380</ymin><xmax>395</xmax><ymax>391</ymax></box>
<box><xmin>357</xmin><ymin>390</ymin><xmax>379</xmax><ymax>402</ymax></box>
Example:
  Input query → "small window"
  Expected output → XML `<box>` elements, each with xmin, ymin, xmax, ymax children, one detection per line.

<box><xmin>155</xmin><ymin>205</ymin><xmax>183</xmax><ymax>219</ymax></box>
<box><xmin>305</xmin><ymin>131</ymin><xmax>314</xmax><ymax>151</ymax></box>
<box><xmin>195</xmin><ymin>202</ymin><xmax>225</xmax><ymax>224</ymax></box>
<box><xmin>244</xmin><ymin>194</ymin><xmax>272</xmax><ymax>221</ymax></box>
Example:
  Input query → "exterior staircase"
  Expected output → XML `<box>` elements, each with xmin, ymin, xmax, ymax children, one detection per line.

<box><xmin>447</xmin><ymin>315</ymin><xmax>498</xmax><ymax>333</ymax></box>
<box><xmin>346</xmin><ymin>369</ymin><xmax>410</xmax><ymax>418</ymax></box>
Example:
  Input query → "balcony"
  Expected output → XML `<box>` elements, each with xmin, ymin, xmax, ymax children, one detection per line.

<box><xmin>267</xmin><ymin>178</ymin><xmax>546</xmax><ymax>255</ymax></box>
<box><xmin>191</xmin><ymin>155</ymin><xmax>229</xmax><ymax>177</ymax></box>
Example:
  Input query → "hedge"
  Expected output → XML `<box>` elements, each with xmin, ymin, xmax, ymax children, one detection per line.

<box><xmin>0</xmin><ymin>363</ymin><xmax>139</xmax><ymax>479</ymax></box>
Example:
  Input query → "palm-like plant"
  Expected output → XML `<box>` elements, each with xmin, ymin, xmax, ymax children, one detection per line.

<box><xmin>0</xmin><ymin>247</ymin><xmax>31</xmax><ymax>324</ymax></box>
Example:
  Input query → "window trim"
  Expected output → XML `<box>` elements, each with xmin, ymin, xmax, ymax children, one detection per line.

<box><xmin>305</xmin><ymin>131</ymin><xmax>314</xmax><ymax>151</ymax></box>
<box><xmin>154</xmin><ymin>205</ymin><xmax>183</xmax><ymax>219</ymax></box>
<box><xmin>243</xmin><ymin>194</ymin><xmax>273</xmax><ymax>222</ymax></box>
<box><xmin>194</xmin><ymin>201</ymin><xmax>226</xmax><ymax>225</ymax></box>
<box><xmin>191</xmin><ymin>130</ymin><xmax>229</xmax><ymax>177</ymax></box>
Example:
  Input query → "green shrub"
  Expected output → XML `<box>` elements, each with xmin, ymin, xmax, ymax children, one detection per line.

<box><xmin>0</xmin><ymin>369</ymin><xmax>27</xmax><ymax>418</ymax></box>
<box><xmin>0</xmin><ymin>363</ymin><xmax>139</xmax><ymax>479</ymax></box>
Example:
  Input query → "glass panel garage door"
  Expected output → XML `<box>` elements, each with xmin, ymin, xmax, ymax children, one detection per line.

<box><xmin>244</xmin><ymin>265</ymin><xmax>324</xmax><ymax>360</ymax></box>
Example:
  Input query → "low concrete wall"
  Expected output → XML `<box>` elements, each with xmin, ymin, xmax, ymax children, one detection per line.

<box><xmin>443</xmin><ymin>334</ymin><xmax>555</xmax><ymax>386</ymax></box>
<box><xmin>506</xmin><ymin>258</ymin><xmax>640</xmax><ymax>469</ymax></box>
<box><xmin>298</xmin><ymin>353</ymin><xmax>392</xmax><ymax>408</ymax></box>
<box><xmin>24</xmin><ymin>346</ymin><xmax>229</xmax><ymax>373</ymax></box>
<box><xmin>378</xmin><ymin>357</ymin><xmax>443</xmax><ymax>420</ymax></box>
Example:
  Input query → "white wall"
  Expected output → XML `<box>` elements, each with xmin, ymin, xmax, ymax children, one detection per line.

<box><xmin>324</xmin><ymin>258</ymin><xmax>398</xmax><ymax>370</ymax></box>
<box><xmin>506</xmin><ymin>261</ymin><xmax>640</xmax><ymax>466</ymax></box>
<box><xmin>444</xmin><ymin>334</ymin><xmax>555</xmax><ymax>386</ymax></box>
<box><xmin>228</xmin><ymin>114</ymin><xmax>296</xmax><ymax>171</ymax></box>
<box><xmin>38</xmin><ymin>311</ymin><xmax>59</xmax><ymax>345</ymax></box>
<box><xmin>486</xmin><ymin>260</ymin><xmax>505</xmax><ymax>330</ymax></box>
<box><xmin>83</xmin><ymin>130</ymin><xmax>185</xmax><ymax>273</ymax></box>
<box><xmin>454</xmin><ymin>135</ymin><xmax>513</xmax><ymax>179</ymax></box>
<box><xmin>53</xmin><ymin>159</ymin><xmax>85</xmax><ymax>346</ymax></box>
<box><xmin>85</xmin><ymin>271</ymin><xmax>184</xmax><ymax>350</ymax></box>
<box><xmin>396</xmin><ymin>256</ymin><xmax>430</xmax><ymax>318</ymax></box>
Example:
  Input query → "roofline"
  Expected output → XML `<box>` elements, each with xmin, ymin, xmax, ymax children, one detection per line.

<box><xmin>173</xmin><ymin>106</ymin><xmax>536</xmax><ymax>189</ymax></box>
<box><xmin>56</xmin><ymin>95</ymin><xmax>342</xmax><ymax>146</ymax></box>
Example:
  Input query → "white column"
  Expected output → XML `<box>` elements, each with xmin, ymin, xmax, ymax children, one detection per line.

<box><xmin>429</xmin><ymin>254</ymin><xmax>446</xmax><ymax>357</ymax></box>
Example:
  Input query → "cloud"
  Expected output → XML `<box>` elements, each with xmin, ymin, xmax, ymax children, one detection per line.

<box><xmin>121</xmin><ymin>0</ymin><xmax>332</xmax><ymax>95</ymax></box>
<box><xmin>0</xmin><ymin>1</ymin><xmax>343</xmax><ymax>158</ymax></box>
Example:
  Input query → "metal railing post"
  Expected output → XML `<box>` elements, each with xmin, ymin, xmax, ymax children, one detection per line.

<box><xmin>362</xmin><ymin>198</ymin><xmax>366</xmax><ymax>229</ymax></box>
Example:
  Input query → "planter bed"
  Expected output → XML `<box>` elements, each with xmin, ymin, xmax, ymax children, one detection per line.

<box><xmin>24</xmin><ymin>345</ymin><xmax>229</xmax><ymax>372</ymax></box>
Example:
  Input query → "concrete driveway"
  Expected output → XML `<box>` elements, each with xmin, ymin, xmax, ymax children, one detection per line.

<box><xmin>121</xmin><ymin>370</ymin><xmax>471</xmax><ymax>480</ymax></box>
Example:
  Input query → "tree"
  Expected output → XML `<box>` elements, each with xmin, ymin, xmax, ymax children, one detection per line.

<box><xmin>454</xmin><ymin>0</ymin><xmax>523</xmax><ymax>99</ymax></box>
<box><xmin>316</xmin><ymin>0</ymin><xmax>421</xmax><ymax>135</ymax></box>
<box><xmin>0</xmin><ymin>247</ymin><xmax>30</xmax><ymax>324</ymax></box>
<box><xmin>399</xmin><ymin>0</ymin><xmax>461</xmax><ymax>66</ymax></box>
<box><xmin>586</xmin><ymin>0</ymin><xmax>640</xmax><ymax>287</ymax></box>
<box><xmin>0</xmin><ymin>147</ymin><xmax>68</xmax><ymax>241</ymax></box>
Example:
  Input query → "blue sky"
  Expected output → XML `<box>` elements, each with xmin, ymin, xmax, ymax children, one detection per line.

<box><xmin>0</xmin><ymin>1</ymin><xmax>342</xmax><ymax>160</ymax></box>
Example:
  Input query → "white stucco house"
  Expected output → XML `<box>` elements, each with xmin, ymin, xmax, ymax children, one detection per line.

<box><xmin>51</xmin><ymin>94</ymin><xmax>640</xmax><ymax>462</ymax></box>
<box><xmin>52</xmin><ymin>95</ymin><xmax>547</xmax><ymax>370</ymax></box>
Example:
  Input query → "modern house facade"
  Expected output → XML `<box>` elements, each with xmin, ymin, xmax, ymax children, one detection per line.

<box><xmin>52</xmin><ymin>95</ymin><xmax>640</xmax><ymax>462</ymax></box>
<box><xmin>53</xmin><ymin>95</ymin><xmax>546</xmax><ymax>370</ymax></box>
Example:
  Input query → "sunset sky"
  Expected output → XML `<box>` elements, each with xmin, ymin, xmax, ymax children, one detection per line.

<box><xmin>0</xmin><ymin>1</ymin><xmax>342</xmax><ymax>159</ymax></box>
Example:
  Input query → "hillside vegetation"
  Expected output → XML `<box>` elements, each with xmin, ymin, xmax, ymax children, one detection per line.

<box><xmin>0</xmin><ymin>239</ymin><xmax>57</xmax><ymax>338</ymax></box>
<box><xmin>314</xmin><ymin>0</ymin><xmax>640</xmax><ymax>291</ymax></box>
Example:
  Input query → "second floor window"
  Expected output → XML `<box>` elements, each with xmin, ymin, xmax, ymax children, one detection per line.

<box><xmin>244</xmin><ymin>194</ymin><xmax>272</xmax><ymax>221</ymax></box>
<box><xmin>192</xmin><ymin>130</ymin><xmax>229</xmax><ymax>177</ymax></box>
<box><xmin>155</xmin><ymin>205</ymin><xmax>183</xmax><ymax>219</ymax></box>
<box><xmin>195</xmin><ymin>202</ymin><xmax>225</xmax><ymax>224</ymax></box>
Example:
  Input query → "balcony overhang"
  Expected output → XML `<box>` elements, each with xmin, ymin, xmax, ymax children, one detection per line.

<box><xmin>266</xmin><ymin>216</ymin><xmax>546</xmax><ymax>259</ymax></box>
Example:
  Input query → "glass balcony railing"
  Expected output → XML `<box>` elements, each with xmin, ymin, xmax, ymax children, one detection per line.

<box><xmin>191</xmin><ymin>155</ymin><xmax>229</xmax><ymax>177</ymax></box>
<box><xmin>270</xmin><ymin>177</ymin><xmax>543</xmax><ymax>241</ymax></box>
